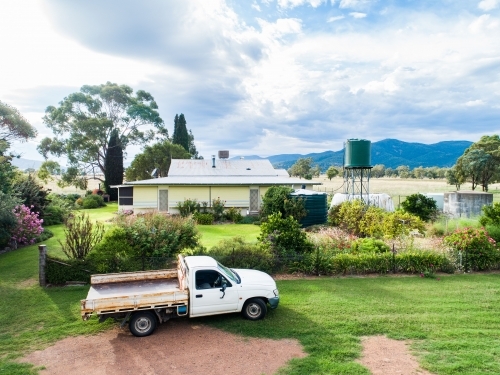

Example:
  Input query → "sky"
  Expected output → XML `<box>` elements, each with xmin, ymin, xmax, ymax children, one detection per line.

<box><xmin>1</xmin><ymin>0</ymin><xmax>500</xmax><ymax>163</ymax></box>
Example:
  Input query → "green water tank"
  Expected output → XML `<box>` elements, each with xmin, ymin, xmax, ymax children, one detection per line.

<box><xmin>290</xmin><ymin>190</ymin><xmax>328</xmax><ymax>227</ymax></box>
<box><xmin>344</xmin><ymin>139</ymin><xmax>371</xmax><ymax>168</ymax></box>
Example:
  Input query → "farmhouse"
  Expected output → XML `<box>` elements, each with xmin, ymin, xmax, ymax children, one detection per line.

<box><xmin>114</xmin><ymin>156</ymin><xmax>320</xmax><ymax>215</ymax></box>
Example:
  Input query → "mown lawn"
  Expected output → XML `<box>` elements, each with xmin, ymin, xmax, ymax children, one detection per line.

<box><xmin>1</xmin><ymin>205</ymin><xmax>499</xmax><ymax>374</ymax></box>
<box><xmin>197</xmin><ymin>223</ymin><xmax>260</xmax><ymax>248</ymax></box>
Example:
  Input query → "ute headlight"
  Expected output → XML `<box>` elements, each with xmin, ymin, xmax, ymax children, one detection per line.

<box><xmin>273</xmin><ymin>289</ymin><xmax>279</xmax><ymax>297</ymax></box>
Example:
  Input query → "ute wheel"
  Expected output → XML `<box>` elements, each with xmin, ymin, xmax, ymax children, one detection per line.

<box><xmin>129</xmin><ymin>311</ymin><xmax>157</xmax><ymax>337</ymax></box>
<box><xmin>242</xmin><ymin>298</ymin><xmax>267</xmax><ymax>320</ymax></box>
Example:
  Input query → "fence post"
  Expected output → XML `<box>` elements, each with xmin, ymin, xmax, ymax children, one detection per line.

<box><xmin>39</xmin><ymin>245</ymin><xmax>47</xmax><ymax>287</ymax></box>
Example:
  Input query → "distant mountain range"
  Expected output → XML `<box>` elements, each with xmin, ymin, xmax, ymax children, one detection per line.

<box><xmin>235</xmin><ymin>139</ymin><xmax>473</xmax><ymax>170</ymax></box>
<box><xmin>11</xmin><ymin>138</ymin><xmax>473</xmax><ymax>173</ymax></box>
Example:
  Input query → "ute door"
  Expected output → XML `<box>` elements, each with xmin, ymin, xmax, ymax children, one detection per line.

<box><xmin>191</xmin><ymin>270</ymin><xmax>239</xmax><ymax>316</ymax></box>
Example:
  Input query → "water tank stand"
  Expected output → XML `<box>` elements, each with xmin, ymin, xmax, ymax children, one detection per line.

<box><xmin>343</xmin><ymin>167</ymin><xmax>372</xmax><ymax>204</ymax></box>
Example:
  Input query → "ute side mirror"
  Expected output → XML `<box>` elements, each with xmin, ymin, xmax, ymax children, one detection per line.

<box><xmin>220</xmin><ymin>284</ymin><xmax>226</xmax><ymax>299</ymax></box>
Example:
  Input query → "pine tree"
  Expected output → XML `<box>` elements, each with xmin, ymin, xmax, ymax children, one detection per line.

<box><xmin>104</xmin><ymin>129</ymin><xmax>123</xmax><ymax>201</ymax></box>
<box><xmin>172</xmin><ymin>113</ymin><xmax>189</xmax><ymax>152</ymax></box>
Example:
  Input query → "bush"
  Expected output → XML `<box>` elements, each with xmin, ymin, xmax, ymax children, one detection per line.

<box><xmin>359</xmin><ymin>206</ymin><xmax>386</xmax><ymax>238</ymax></box>
<box><xmin>479</xmin><ymin>202</ymin><xmax>500</xmax><ymax>227</ymax></box>
<box><xmin>351</xmin><ymin>238</ymin><xmax>390</xmax><ymax>254</ymax></box>
<box><xmin>82</xmin><ymin>195</ymin><xmax>105</xmax><ymax>209</ymax></box>
<box><xmin>0</xmin><ymin>192</ymin><xmax>20</xmax><ymax>248</ymax></box>
<box><xmin>225</xmin><ymin>207</ymin><xmax>243</xmax><ymax>223</ymax></box>
<box><xmin>401</xmin><ymin>193</ymin><xmax>438</xmax><ymax>222</ymax></box>
<box><xmin>209</xmin><ymin>236</ymin><xmax>274</xmax><ymax>273</ymax></box>
<box><xmin>260</xmin><ymin>186</ymin><xmax>306</xmax><ymax>221</ymax></box>
<box><xmin>176</xmin><ymin>198</ymin><xmax>200</xmax><ymax>217</ymax></box>
<box><xmin>329</xmin><ymin>200</ymin><xmax>365</xmax><ymax>236</ymax></box>
<box><xmin>59</xmin><ymin>213</ymin><xmax>105</xmax><ymax>259</ymax></box>
<box><xmin>11</xmin><ymin>173</ymin><xmax>49</xmax><ymax>221</ymax></box>
<box><xmin>308</xmin><ymin>227</ymin><xmax>355</xmax><ymax>255</ymax></box>
<box><xmin>194</xmin><ymin>212</ymin><xmax>214</xmax><ymax>225</ymax></box>
<box><xmin>212</xmin><ymin>197</ymin><xmax>225</xmax><ymax>221</ymax></box>
<box><xmin>240</xmin><ymin>215</ymin><xmax>260</xmax><ymax>224</ymax></box>
<box><xmin>36</xmin><ymin>227</ymin><xmax>54</xmax><ymax>242</ymax></box>
<box><xmin>76</xmin><ymin>197</ymin><xmax>83</xmax><ymax>207</ymax></box>
<box><xmin>443</xmin><ymin>227</ymin><xmax>500</xmax><ymax>271</ymax></box>
<box><xmin>259</xmin><ymin>212</ymin><xmax>313</xmax><ymax>263</ymax></box>
<box><xmin>117</xmin><ymin>212</ymin><xmax>199</xmax><ymax>257</ymax></box>
<box><xmin>46</xmin><ymin>257</ymin><xmax>94</xmax><ymax>284</ymax></box>
<box><xmin>382</xmin><ymin>211</ymin><xmax>425</xmax><ymax>239</ymax></box>
<box><xmin>11</xmin><ymin>204</ymin><xmax>44</xmax><ymax>245</ymax></box>
<box><xmin>87</xmin><ymin>227</ymin><xmax>136</xmax><ymax>273</ymax></box>
<box><xmin>43</xmin><ymin>193</ymin><xmax>74</xmax><ymax>226</ymax></box>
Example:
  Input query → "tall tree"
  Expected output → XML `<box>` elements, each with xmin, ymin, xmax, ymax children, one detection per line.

<box><xmin>0</xmin><ymin>101</ymin><xmax>37</xmax><ymax>155</ymax></box>
<box><xmin>104</xmin><ymin>129</ymin><xmax>123</xmax><ymax>201</ymax></box>
<box><xmin>326</xmin><ymin>166</ymin><xmax>339</xmax><ymax>180</ymax></box>
<box><xmin>125</xmin><ymin>141</ymin><xmax>191</xmax><ymax>181</ymax></box>
<box><xmin>38</xmin><ymin>82</ymin><xmax>166</xmax><ymax>189</ymax></box>
<box><xmin>288</xmin><ymin>157</ymin><xmax>314</xmax><ymax>179</ymax></box>
<box><xmin>172</xmin><ymin>113</ymin><xmax>190</xmax><ymax>152</ymax></box>
<box><xmin>456</xmin><ymin>135</ymin><xmax>500</xmax><ymax>191</ymax></box>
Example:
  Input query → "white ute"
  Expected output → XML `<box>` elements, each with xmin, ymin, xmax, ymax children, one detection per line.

<box><xmin>81</xmin><ymin>255</ymin><xmax>280</xmax><ymax>337</ymax></box>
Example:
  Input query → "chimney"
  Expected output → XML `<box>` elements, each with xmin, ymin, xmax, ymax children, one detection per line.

<box><xmin>212</xmin><ymin>155</ymin><xmax>216</xmax><ymax>168</ymax></box>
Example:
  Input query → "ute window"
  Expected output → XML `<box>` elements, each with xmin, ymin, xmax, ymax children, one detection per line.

<box><xmin>195</xmin><ymin>270</ymin><xmax>232</xmax><ymax>289</ymax></box>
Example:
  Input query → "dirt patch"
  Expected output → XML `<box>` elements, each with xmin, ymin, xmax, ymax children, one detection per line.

<box><xmin>357</xmin><ymin>336</ymin><xmax>433</xmax><ymax>375</ymax></box>
<box><xmin>21</xmin><ymin>319</ymin><xmax>306</xmax><ymax>375</ymax></box>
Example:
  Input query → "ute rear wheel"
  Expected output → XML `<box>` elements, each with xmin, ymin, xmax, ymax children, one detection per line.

<box><xmin>129</xmin><ymin>311</ymin><xmax>157</xmax><ymax>337</ymax></box>
<box><xmin>242</xmin><ymin>298</ymin><xmax>267</xmax><ymax>320</ymax></box>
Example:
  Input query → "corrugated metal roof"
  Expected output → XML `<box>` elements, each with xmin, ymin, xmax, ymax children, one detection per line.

<box><xmin>168</xmin><ymin>159</ymin><xmax>285</xmax><ymax>177</ymax></box>
<box><xmin>125</xmin><ymin>176</ymin><xmax>320</xmax><ymax>186</ymax></box>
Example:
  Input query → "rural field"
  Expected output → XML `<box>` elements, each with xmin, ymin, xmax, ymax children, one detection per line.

<box><xmin>1</xmin><ymin>203</ymin><xmax>500</xmax><ymax>374</ymax></box>
<box><xmin>313</xmin><ymin>176</ymin><xmax>500</xmax><ymax>205</ymax></box>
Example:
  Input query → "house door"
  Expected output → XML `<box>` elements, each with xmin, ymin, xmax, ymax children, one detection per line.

<box><xmin>249</xmin><ymin>189</ymin><xmax>259</xmax><ymax>213</ymax></box>
<box><xmin>159</xmin><ymin>190</ymin><xmax>168</xmax><ymax>212</ymax></box>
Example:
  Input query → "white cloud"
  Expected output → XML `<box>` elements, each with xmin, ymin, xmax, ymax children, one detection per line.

<box><xmin>339</xmin><ymin>0</ymin><xmax>370</xmax><ymax>10</ymax></box>
<box><xmin>257</xmin><ymin>18</ymin><xmax>303</xmax><ymax>38</ymax></box>
<box><xmin>277</xmin><ymin>0</ymin><xmax>325</xmax><ymax>9</ymax></box>
<box><xmin>252</xmin><ymin>2</ymin><xmax>262</xmax><ymax>11</ymax></box>
<box><xmin>468</xmin><ymin>14</ymin><xmax>499</xmax><ymax>33</ymax></box>
<box><xmin>478</xmin><ymin>0</ymin><xmax>499</xmax><ymax>11</ymax></box>
<box><xmin>349</xmin><ymin>12</ymin><xmax>367</xmax><ymax>18</ymax></box>
<box><xmin>328</xmin><ymin>15</ymin><xmax>345</xmax><ymax>22</ymax></box>
<box><xmin>466</xmin><ymin>100</ymin><xmax>485</xmax><ymax>106</ymax></box>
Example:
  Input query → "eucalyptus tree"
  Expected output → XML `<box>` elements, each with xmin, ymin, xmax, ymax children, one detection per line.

<box><xmin>37</xmin><ymin>82</ymin><xmax>167</xmax><ymax>190</ymax></box>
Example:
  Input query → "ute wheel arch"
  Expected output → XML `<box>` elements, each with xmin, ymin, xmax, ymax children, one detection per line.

<box><xmin>242</xmin><ymin>298</ymin><xmax>267</xmax><ymax>320</ymax></box>
<box><xmin>129</xmin><ymin>311</ymin><xmax>158</xmax><ymax>337</ymax></box>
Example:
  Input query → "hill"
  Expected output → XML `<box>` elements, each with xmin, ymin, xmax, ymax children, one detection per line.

<box><xmin>235</xmin><ymin>139</ymin><xmax>472</xmax><ymax>170</ymax></box>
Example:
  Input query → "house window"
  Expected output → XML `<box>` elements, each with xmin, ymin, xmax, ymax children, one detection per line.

<box><xmin>249</xmin><ymin>188</ymin><xmax>259</xmax><ymax>212</ymax></box>
<box><xmin>119</xmin><ymin>187</ymin><xmax>133</xmax><ymax>205</ymax></box>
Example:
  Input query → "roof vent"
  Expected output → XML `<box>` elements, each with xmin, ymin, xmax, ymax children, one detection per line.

<box><xmin>218</xmin><ymin>150</ymin><xmax>229</xmax><ymax>159</ymax></box>
<box><xmin>212</xmin><ymin>155</ymin><xmax>216</xmax><ymax>168</ymax></box>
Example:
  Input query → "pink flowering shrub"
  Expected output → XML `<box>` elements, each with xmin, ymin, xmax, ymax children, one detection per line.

<box><xmin>443</xmin><ymin>227</ymin><xmax>500</xmax><ymax>271</ymax></box>
<box><xmin>11</xmin><ymin>205</ymin><xmax>44</xmax><ymax>245</ymax></box>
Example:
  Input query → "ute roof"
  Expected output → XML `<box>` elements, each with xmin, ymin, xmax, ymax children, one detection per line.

<box><xmin>184</xmin><ymin>255</ymin><xmax>218</xmax><ymax>269</ymax></box>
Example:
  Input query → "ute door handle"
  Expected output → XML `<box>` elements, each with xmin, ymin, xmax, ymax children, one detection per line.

<box><xmin>196</xmin><ymin>294</ymin><xmax>203</xmax><ymax>298</ymax></box>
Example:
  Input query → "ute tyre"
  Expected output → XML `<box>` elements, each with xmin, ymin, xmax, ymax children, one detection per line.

<box><xmin>242</xmin><ymin>298</ymin><xmax>267</xmax><ymax>320</ymax></box>
<box><xmin>129</xmin><ymin>311</ymin><xmax>157</xmax><ymax>337</ymax></box>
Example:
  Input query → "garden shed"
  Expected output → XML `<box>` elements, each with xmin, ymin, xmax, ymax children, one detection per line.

<box><xmin>114</xmin><ymin>158</ymin><xmax>320</xmax><ymax>215</ymax></box>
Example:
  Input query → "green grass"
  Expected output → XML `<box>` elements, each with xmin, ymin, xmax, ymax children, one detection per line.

<box><xmin>2</xmin><ymin>205</ymin><xmax>500</xmax><ymax>374</ymax></box>
<box><xmin>197</xmin><ymin>224</ymin><xmax>260</xmax><ymax>248</ymax></box>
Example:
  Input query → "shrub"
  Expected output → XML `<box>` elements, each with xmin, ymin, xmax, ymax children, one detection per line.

<box><xmin>225</xmin><ymin>207</ymin><xmax>243</xmax><ymax>223</ymax></box>
<box><xmin>36</xmin><ymin>227</ymin><xmax>54</xmax><ymax>242</ymax></box>
<box><xmin>308</xmin><ymin>227</ymin><xmax>355</xmax><ymax>255</ymax></box>
<box><xmin>176</xmin><ymin>198</ymin><xmax>200</xmax><ymax>217</ymax></box>
<box><xmin>59</xmin><ymin>213</ymin><xmax>105</xmax><ymax>259</ymax></box>
<box><xmin>382</xmin><ymin>211</ymin><xmax>425</xmax><ymax>239</ymax></box>
<box><xmin>11</xmin><ymin>204</ymin><xmax>44</xmax><ymax>245</ymax></box>
<box><xmin>330</xmin><ymin>200</ymin><xmax>365</xmax><ymax>236</ymax></box>
<box><xmin>212</xmin><ymin>197</ymin><xmax>226</xmax><ymax>221</ymax></box>
<box><xmin>82</xmin><ymin>195</ymin><xmax>105</xmax><ymax>209</ymax></box>
<box><xmin>46</xmin><ymin>257</ymin><xmax>94</xmax><ymax>284</ymax></box>
<box><xmin>87</xmin><ymin>227</ymin><xmax>136</xmax><ymax>273</ymax></box>
<box><xmin>209</xmin><ymin>236</ymin><xmax>274</xmax><ymax>273</ymax></box>
<box><xmin>117</xmin><ymin>212</ymin><xmax>199</xmax><ymax>257</ymax></box>
<box><xmin>240</xmin><ymin>215</ymin><xmax>260</xmax><ymax>224</ymax></box>
<box><xmin>479</xmin><ymin>202</ymin><xmax>500</xmax><ymax>227</ymax></box>
<box><xmin>351</xmin><ymin>238</ymin><xmax>390</xmax><ymax>254</ymax></box>
<box><xmin>11</xmin><ymin>173</ymin><xmax>49</xmax><ymax>221</ymax></box>
<box><xmin>193</xmin><ymin>212</ymin><xmax>214</xmax><ymax>225</ymax></box>
<box><xmin>76</xmin><ymin>197</ymin><xmax>83</xmax><ymax>207</ymax></box>
<box><xmin>43</xmin><ymin>193</ymin><xmax>74</xmax><ymax>226</ymax></box>
<box><xmin>259</xmin><ymin>212</ymin><xmax>313</xmax><ymax>262</ymax></box>
<box><xmin>260</xmin><ymin>186</ymin><xmax>306</xmax><ymax>221</ymax></box>
<box><xmin>443</xmin><ymin>227</ymin><xmax>500</xmax><ymax>271</ymax></box>
<box><xmin>359</xmin><ymin>206</ymin><xmax>386</xmax><ymax>238</ymax></box>
<box><xmin>0</xmin><ymin>192</ymin><xmax>20</xmax><ymax>248</ymax></box>
<box><xmin>401</xmin><ymin>193</ymin><xmax>438</xmax><ymax>222</ymax></box>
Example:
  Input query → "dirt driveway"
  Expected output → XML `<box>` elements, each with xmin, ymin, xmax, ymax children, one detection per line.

<box><xmin>22</xmin><ymin>319</ymin><xmax>306</xmax><ymax>375</ymax></box>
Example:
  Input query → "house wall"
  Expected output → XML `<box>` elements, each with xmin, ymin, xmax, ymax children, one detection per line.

<box><xmin>169</xmin><ymin>186</ymin><xmax>210</xmax><ymax>211</ymax></box>
<box><xmin>133</xmin><ymin>186</ymin><xmax>158</xmax><ymax>212</ymax></box>
<box><xmin>211</xmin><ymin>186</ymin><xmax>249</xmax><ymax>207</ymax></box>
